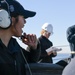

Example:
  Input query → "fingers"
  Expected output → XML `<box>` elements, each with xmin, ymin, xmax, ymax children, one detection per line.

<box><xmin>47</xmin><ymin>50</ymin><xmax>57</xmax><ymax>56</ymax></box>
<box><xmin>53</xmin><ymin>51</ymin><xmax>57</xmax><ymax>55</ymax></box>
<box><xmin>26</xmin><ymin>34</ymin><xmax>37</xmax><ymax>43</ymax></box>
<box><xmin>22</xmin><ymin>33</ymin><xmax>37</xmax><ymax>47</ymax></box>
<box><xmin>47</xmin><ymin>51</ymin><xmax>53</xmax><ymax>55</ymax></box>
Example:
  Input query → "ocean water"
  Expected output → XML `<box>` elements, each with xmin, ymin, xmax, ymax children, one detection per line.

<box><xmin>52</xmin><ymin>45</ymin><xmax>71</xmax><ymax>63</ymax></box>
<box><xmin>53</xmin><ymin>53</ymin><xmax>71</xmax><ymax>63</ymax></box>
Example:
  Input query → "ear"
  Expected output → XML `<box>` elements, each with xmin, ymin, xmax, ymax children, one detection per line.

<box><xmin>11</xmin><ymin>17</ymin><xmax>16</xmax><ymax>26</ymax></box>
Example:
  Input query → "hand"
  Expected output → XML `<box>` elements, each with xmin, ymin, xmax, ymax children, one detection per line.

<box><xmin>21</xmin><ymin>33</ymin><xmax>38</xmax><ymax>49</ymax></box>
<box><xmin>52</xmin><ymin>51</ymin><xmax>57</xmax><ymax>55</ymax></box>
<box><xmin>47</xmin><ymin>51</ymin><xmax>53</xmax><ymax>55</ymax></box>
<box><xmin>47</xmin><ymin>50</ymin><xmax>57</xmax><ymax>56</ymax></box>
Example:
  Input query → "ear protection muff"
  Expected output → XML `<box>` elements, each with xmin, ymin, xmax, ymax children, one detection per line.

<box><xmin>0</xmin><ymin>0</ymin><xmax>11</xmax><ymax>28</ymax></box>
<box><xmin>0</xmin><ymin>9</ymin><xmax>11</xmax><ymax>28</ymax></box>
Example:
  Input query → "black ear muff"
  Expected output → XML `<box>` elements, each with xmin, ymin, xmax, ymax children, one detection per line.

<box><xmin>0</xmin><ymin>0</ymin><xmax>11</xmax><ymax>28</ymax></box>
<box><xmin>0</xmin><ymin>9</ymin><xmax>11</xmax><ymax>28</ymax></box>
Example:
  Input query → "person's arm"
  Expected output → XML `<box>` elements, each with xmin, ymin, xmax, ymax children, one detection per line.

<box><xmin>21</xmin><ymin>33</ymin><xmax>41</xmax><ymax>63</ymax></box>
<box><xmin>22</xmin><ymin>40</ymin><xmax>41</xmax><ymax>63</ymax></box>
<box><xmin>26</xmin><ymin>40</ymin><xmax>41</xmax><ymax>63</ymax></box>
<box><xmin>46</xmin><ymin>43</ymin><xmax>57</xmax><ymax>57</ymax></box>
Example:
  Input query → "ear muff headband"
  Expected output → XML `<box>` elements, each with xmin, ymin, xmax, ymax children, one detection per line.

<box><xmin>0</xmin><ymin>0</ymin><xmax>11</xmax><ymax>28</ymax></box>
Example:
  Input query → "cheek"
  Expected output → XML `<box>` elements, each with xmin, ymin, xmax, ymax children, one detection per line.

<box><xmin>16</xmin><ymin>25</ymin><xmax>22</xmax><ymax>32</ymax></box>
<box><xmin>14</xmin><ymin>24</ymin><xmax>22</xmax><ymax>36</ymax></box>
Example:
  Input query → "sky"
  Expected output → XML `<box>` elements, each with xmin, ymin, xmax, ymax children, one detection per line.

<box><xmin>15</xmin><ymin>0</ymin><xmax>75</xmax><ymax>58</ymax></box>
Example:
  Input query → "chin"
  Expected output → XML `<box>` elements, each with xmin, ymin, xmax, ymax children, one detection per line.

<box><xmin>15</xmin><ymin>34</ymin><xmax>22</xmax><ymax>37</ymax></box>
